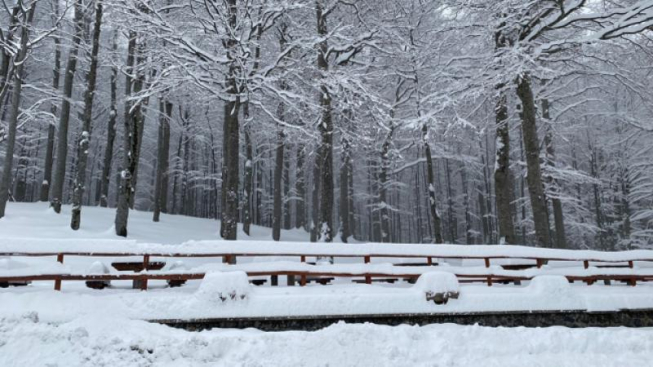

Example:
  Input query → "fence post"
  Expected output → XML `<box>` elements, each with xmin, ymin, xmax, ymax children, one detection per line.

<box><xmin>141</xmin><ymin>255</ymin><xmax>150</xmax><ymax>291</ymax></box>
<box><xmin>300</xmin><ymin>256</ymin><xmax>306</xmax><ymax>286</ymax></box>
<box><xmin>484</xmin><ymin>258</ymin><xmax>492</xmax><ymax>286</ymax></box>
<box><xmin>364</xmin><ymin>256</ymin><xmax>371</xmax><ymax>284</ymax></box>
<box><xmin>54</xmin><ymin>253</ymin><xmax>64</xmax><ymax>291</ymax></box>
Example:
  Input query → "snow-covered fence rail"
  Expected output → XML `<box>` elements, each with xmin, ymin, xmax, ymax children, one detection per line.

<box><xmin>1</xmin><ymin>262</ymin><xmax>653</xmax><ymax>290</ymax></box>
<box><xmin>2</xmin><ymin>239</ymin><xmax>653</xmax><ymax>262</ymax></box>
<box><xmin>1</xmin><ymin>239</ymin><xmax>653</xmax><ymax>290</ymax></box>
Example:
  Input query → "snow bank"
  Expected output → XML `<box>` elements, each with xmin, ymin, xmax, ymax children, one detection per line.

<box><xmin>1</xmin><ymin>315</ymin><xmax>653</xmax><ymax>367</ymax></box>
<box><xmin>414</xmin><ymin>272</ymin><xmax>460</xmax><ymax>304</ymax></box>
<box><xmin>195</xmin><ymin>271</ymin><xmax>250</xmax><ymax>304</ymax></box>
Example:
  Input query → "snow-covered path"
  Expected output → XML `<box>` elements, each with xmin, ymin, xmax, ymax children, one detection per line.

<box><xmin>1</xmin><ymin>314</ymin><xmax>652</xmax><ymax>367</ymax></box>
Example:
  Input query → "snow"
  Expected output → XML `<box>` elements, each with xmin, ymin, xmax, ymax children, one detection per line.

<box><xmin>413</xmin><ymin>272</ymin><xmax>460</xmax><ymax>302</ymax></box>
<box><xmin>194</xmin><ymin>271</ymin><xmax>250</xmax><ymax>304</ymax></box>
<box><xmin>1</xmin><ymin>315</ymin><xmax>652</xmax><ymax>367</ymax></box>
<box><xmin>2</xmin><ymin>203</ymin><xmax>653</xmax><ymax>366</ymax></box>
<box><xmin>528</xmin><ymin>275</ymin><xmax>573</xmax><ymax>297</ymax></box>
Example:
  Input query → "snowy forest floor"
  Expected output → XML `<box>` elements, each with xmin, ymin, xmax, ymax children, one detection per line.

<box><xmin>2</xmin><ymin>202</ymin><xmax>653</xmax><ymax>366</ymax></box>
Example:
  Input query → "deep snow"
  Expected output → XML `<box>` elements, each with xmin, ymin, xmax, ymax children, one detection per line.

<box><xmin>1</xmin><ymin>314</ymin><xmax>652</xmax><ymax>367</ymax></box>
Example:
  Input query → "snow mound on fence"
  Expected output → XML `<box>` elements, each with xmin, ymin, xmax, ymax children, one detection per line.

<box><xmin>195</xmin><ymin>271</ymin><xmax>250</xmax><ymax>303</ymax></box>
<box><xmin>528</xmin><ymin>275</ymin><xmax>572</xmax><ymax>296</ymax></box>
<box><xmin>413</xmin><ymin>272</ymin><xmax>460</xmax><ymax>304</ymax></box>
<box><xmin>87</xmin><ymin>261</ymin><xmax>110</xmax><ymax>274</ymax></box>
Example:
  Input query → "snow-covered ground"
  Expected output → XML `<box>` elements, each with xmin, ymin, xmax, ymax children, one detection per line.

<box><xmin>2</xmin><ymin>202</ymin><xmax>653</xmax><ymax>366</ymax></box>
<box><xmin>0</xmin><ymin>202</ymin><xmax>312</xmax><ymax>244</ymax></box>
<box><xmin>1</xmin><ymin>314</ymin><xmax>652</xmax><ymax>367</ymax></box>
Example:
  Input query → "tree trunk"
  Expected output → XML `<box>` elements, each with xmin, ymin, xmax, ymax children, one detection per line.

<box><xmin>494</xmin><ymin>83</ymin><xmax>517</xmax><ymax>244</ymax></box>
<box><xmin>51</xmin><ymin>0</ymin><xmax>85</xmax><ymax>213</ymax></box>
<box><xmin>220</xmin><ymin>0</ymin><xmax>240</xmax><ymax>243</ymax></box>
<box><xmin>316</xmin><ymin>0</ymin><xmax>334</xmax><ymax>243</ymax></box>
<box><xmin>541</xmin><ymin>97</ymin><xmax>567</xmax><ymax>248</ymax></box>
<box><xmin>295</xmin><ymin>143</ymin><xmax>306</xmax><ymax>230</ymax></box>
<box><xmin>423</xmin><ymin>125</ymin><xmax>443</xmax><ymax>243</ymax></box>
<box><xmin>40</xmin><ymin>1</ymin><xmax>62</xmax><ymax>202</ymax></box>
<box><xmin>272</xmin><ymin>127</ymin><xmax>284</xmax><ymax>241</ymax></box>
<box><xmin>114</xmin><ymin>32</ymin><xmax>138</xmax><ymax>237</ymax></box>
<box><xmin>153</xmin><ymin>99</ymin><xmax>172</xmax><ymax>222</ymax></box>
<box><xmin>379</xmin><ymin>129</ymin><xmax>392</xmax><ymax>243</ymax></box>
<box><xmin>99</xmin><ymin>32</ymin><xmax>118</xmax><ymax>207</ymax></box>
<box><xmin>516</xmin><ymin>74</ymin><xmax>551</xmax><ymax>247</ymax></box>
<box><xmin>310</xmin><ymin>148</ymin><xmax>321</xmax><ymax>242</ymax></box>
<box><xmin>71</xmin><ymin>0</ymin><xmax>104</xmax><ymax>230</ymax></box>
<box><xmin>0</xmin><ymin>3</ymin><xmax>36</xmax><ymax>218</ymax></box>
<box><xmin>242</xmin><ymin>108</ymin><xmax>253</xmax><ymax>235</ymax></box>
<box><xmin>339</xmin><ymin>138</ymin><xmax>351</xmax><ymax>242</ymax></box>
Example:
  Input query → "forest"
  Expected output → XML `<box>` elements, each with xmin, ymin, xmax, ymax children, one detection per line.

<box><xmin>1</xmin><ymin>0</ymin><xmax>653</xmax><ymax>250</ymax></box>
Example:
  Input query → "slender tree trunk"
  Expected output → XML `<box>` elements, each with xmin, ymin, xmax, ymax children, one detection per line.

<box><xmin>423</xmin><ymin>125</ymin><xmax>443</xmax><ymax>243</ymax></box>
<box><xmin>0</xmin><ymin>3</ymin><xmax>36</xmax><ymax>218</ymax></box>
<box><xmin>541</xmin><ymin>97</ymin><xmax>567</xmax><ymax>248</ymax></box>
<box><xmin>220</xmin><ymin>0</ymin><xmax>240</xmax><ymax>242</ymax></box>
<box><xmin>283</xmin><ymin>147</ymin><xmax>291</xmax><ymax>230</ymax></box>
<box><xmin>41</xmin><ymin>1</ymin><xmax>62</xmax><ymax>202</ymax></box>
<box><xmin>51</xmin><ymin>0</ymin><xmax>85</xmax><ymax>213</ymax></box>
<box><xmin>153</xmin><ymin>99</ymin><xmax>172</xmax><ymax>222</ymax></box>
<box><xmin>339</xmin><ymin>138</ymin><xmax>351</xmax><ymax>242</ymax></box>
<box><xmin>0</xmin><ymin>5</ymin><xmax>20</xmax><ymax>115</ymax></box>
<box><xmin>114</xmin><ymin>32</ymin><xmax>138</xmax><ymax>237</ymax></box>
<box><xmin>295</xmin><ymin>143</ymin><xmax>306</xmax><ymax>231</ymax></box>
<box><xmin>99</xmin><ymin>32</ymin><xmax>118</xmax><ymax>207</ymax></box>
<box><xmin>494</xmin><ymin>84</ymin><xmax>517</xmax><ymax>244</ymax></box>
<box><xmin>242</xmin><ymin>108</ymin><xmax>253</xmax><ymax>235</ymax></box>
<box><xmin>272</xmin><ymin>127</ymin><xmax>284</xmax><ymax>241</ymax></box>
<box><xmin>316</xmin><ymin>0</ymin><xmax>334</xmax><ymax>243</ymax></box>
<box><xmin>71</xmin><ymin>0</ymin><xmax>104</xmax><ymax>230</ymax></box>
<box><xmin>516</xmin><ymin>74</ymin><xmax>551</xmax><ymax>247</ymax></box>
<box><xmin>310</xmin><ymin>148</ymin><xmax>321</xmax><ymax>242</ymax></box>
<box><xmin>379</xmin><ymin>129</ymin><xmax>392</xmax><ymax>243</ymax></box>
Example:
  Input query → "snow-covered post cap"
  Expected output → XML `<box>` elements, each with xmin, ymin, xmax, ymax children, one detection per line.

<box><xmin>413</xmin><ymin>272</ymin><xmax>460</xmax><ymax>305</ymax></box>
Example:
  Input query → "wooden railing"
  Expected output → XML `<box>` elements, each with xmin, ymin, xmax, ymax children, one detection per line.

<box><xmin>1</xmin><ymin>241</ymin><xmax>653</xmax><ymax>290</ymax></box>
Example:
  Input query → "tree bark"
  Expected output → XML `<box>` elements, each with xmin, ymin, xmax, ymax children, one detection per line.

<box><xmin>153</xmin><ymin>99</ymin><xmax>172</xmax><ymax>222</ymax></box>
<box><xmin>494</xmin><ymin>83</ymin><xmax>517</xmax><ymax>244</ymax></box>
<box><xmin>339</xmin><ymin>138</ymin><xmax>351</xmax><ymax>242</ymax></box>
<box><xmin>516</xmin><ymin>74</ymin><xmax>551</xmax><ymax>247</ymax></box>
<box><xmin>379</xmin><ymin>128</ymin><xmax>393</xmax><ymax>243</ymax></box>
<box><xmin>0</xmin><ymin>3</ymin><xmax>36</xmax><ymax>218</ymax></box>
<box><xmin>423</xmin><ymin>125</ymin><xmax>443</xmax><ymax>243</ymax></box>
<box><xmin>99</xmin><ymin>33</ymin><xmax>118</xmax><ymax>207</ymax></box>
<box><xmin>71</xmin><ymin>0</ymin><xmax>104</xmax><ymax>230</ymax></box>
<box><xmin>114</xmin><ymin>32</ymin><xmax>138</xmax><ymax>237</ymax></box>
<box><xmin>242</xmin><ymin>107</ymin><xmax>253</xmax><ymax>235</ymax></box>
<box><xmin>51</xmin><ymin>0</ymin><xmax>85</xmax><ymax>213</ymax></box>
<box><xmin>40</xmin><ymin>1</ymin><xmax>62</xmax><ymax>202</ymax></box>
<box><xmin>220</xmin><ymin>0</ymin><xmax>240</xmax><ymax>242</ymax></box>
<box><xmin>541</xmin><ymin>97</ymin><xmax>567</xmax><ymax>248</ymax></box>
<box><xmin>316</xmin><ymin>0</ymin><xmax>334</xmax><ymax>243</ymax></box>
<box><xmin>272</xmin><ymin>127</ymin><xmax>284</xmax><ymax>241</ymax></box>
<box><xmin>295</xmin><ymin>143</ymin><xmax>306</xmax><ymax>230</ymax></box>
